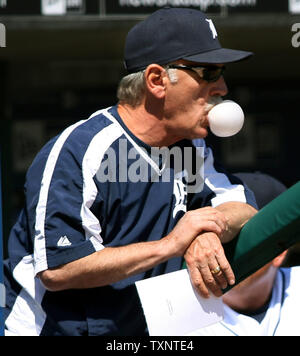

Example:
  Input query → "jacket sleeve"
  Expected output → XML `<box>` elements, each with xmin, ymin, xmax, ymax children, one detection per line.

<box><xmin>32</xmin><ymin>121</ymin><xmax>105</xmax><ymax>275</ymax></box>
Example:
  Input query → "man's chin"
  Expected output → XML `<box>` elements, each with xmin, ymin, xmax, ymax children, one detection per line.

<box><xmin>193</xmin><ymin>127</ymin><xmax>209</xmax><ymax>139</ymax></box>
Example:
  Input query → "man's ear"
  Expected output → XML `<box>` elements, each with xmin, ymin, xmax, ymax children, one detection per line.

<box><xmin>144</xmin><ymin>64</ymin><xmax>167</xmax><ymax>99</ymax></box>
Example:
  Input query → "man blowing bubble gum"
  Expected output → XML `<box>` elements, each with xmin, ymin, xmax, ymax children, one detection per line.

<box><xmin>4</xmin><ymin>8</ymin><xmax>257</xmax><ymax>336</ymax></box>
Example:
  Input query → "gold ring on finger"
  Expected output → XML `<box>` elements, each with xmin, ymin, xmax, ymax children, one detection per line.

<box><xmin>211</xmin><ymin>266</ymin><xmax>221</xmax><ymax>275</ymax></box>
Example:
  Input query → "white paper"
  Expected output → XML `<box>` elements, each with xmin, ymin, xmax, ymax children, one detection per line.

<box><xmin>135</xmin><ymin>269</ymin><xmax>223</xmax><ymax>336</ymax></box>
<box><xmin>41</xmin><ymin>0</ymin><xmax>66</xmax><ymax>15</ymax></box>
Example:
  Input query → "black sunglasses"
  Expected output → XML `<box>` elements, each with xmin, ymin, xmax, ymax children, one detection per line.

<box><xmin>167</xmin><ymin>64</ymin><xmax>225</xmax><ymax>83</ymax></box>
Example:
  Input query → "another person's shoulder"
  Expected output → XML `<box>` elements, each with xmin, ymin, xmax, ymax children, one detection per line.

<box><xmin>288</xmin><ymin>265</ymin><xmax>300</xmax><ymax>279</ymax></box>
<box><xmin>280</xmin><ymin>265</ymin><xmax>300</xmax><ymax>293</ymax></box>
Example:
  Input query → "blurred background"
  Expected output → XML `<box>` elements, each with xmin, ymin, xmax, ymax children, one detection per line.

<box><xmin>0</xmin><ymin>0</ymin><xmax>300</xmax><ymax>260</ymax></box>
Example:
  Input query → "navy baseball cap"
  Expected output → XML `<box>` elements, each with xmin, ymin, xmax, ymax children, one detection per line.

<box><xmin>124</xmin><ymin>7</ymin><xmax>253</xmax><ymax>73</ymax></box>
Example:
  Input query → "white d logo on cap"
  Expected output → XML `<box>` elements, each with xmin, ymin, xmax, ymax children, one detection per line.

<box><xmin>206</xmin><ymin>19</ymin><xmax>218</xmax><ymax>39</ymax></box>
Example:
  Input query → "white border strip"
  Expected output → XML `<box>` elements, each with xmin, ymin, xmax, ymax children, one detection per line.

<box><xmin>0</xmin><ymin>282</ymin><xmax>5</xmax><ymax>308</ymax></box>
<box><xmin>81</xmin><ymin>122</ymin><xmax>123</xmax><ymax>247</ymax></box>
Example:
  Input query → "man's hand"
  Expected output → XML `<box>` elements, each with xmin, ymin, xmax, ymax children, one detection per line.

<box><xmin>166</xmin><ymin>206</ymin><xmax>234</xmax><ymax>298</ymax></box>
<box><xmin>184</xmin><ymin>232</ymin><xmax>235</xmax><ymax>298</ymax></box>
<box><xmin>165</xmin><ymin>207</ymin><xmax>229</xmax><ymax>257</ymax></box>
<box><xmin>183</xmin><ymin>202</ymin><xmax>257</xmax><ymax>298</ymax></box>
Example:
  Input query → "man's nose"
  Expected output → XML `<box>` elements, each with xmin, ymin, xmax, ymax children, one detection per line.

<box><xmin>210</xmin><ymin>76</ymin><xmax>228</xmax><ymax>97</ymax></box>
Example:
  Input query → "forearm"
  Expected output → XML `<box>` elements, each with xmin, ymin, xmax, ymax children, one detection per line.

<box><xmin>215</xmin><ymin>201</ymin><xmax>257</xmax><ymax>243</ymax></box>
<box><xmin>38</xmin><ymin>206</ymin><xmax>229</xmax><ymax>292</ymax></box>
<box><xmin>38</xmin><ymin>238</ymin><xmax>175</xmax><ymax>292</ymax></box>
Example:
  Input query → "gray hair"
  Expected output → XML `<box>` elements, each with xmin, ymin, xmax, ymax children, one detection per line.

<box><xmin>117</xmin><ymin>66</ymin><xmax>178</xmax><ymax>107</ymax></box>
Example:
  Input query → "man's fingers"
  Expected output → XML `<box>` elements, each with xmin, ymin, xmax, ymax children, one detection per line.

<box><xmin>209</xmin><ymin>263</ymin><xmax>228</xmax><ymax>290</ymax></box>
<box><xmin>185</xmin><ymin>232</ymin><xmax>236</xmax><ymax>298</ymax></box>
<box><xmin>188</xmin><ymin>267</ymin><xmax>210</xmax><ymax>299</ymax></box>
<box><xmin>190</xmin><ymin>208</ymin><xmax>228</xmax><ymax>234</ymax></box>
<box><xmin>215</xmin><ymin>253</ymin><xmax>235</xmax><ymax>286</ymax></box>
<box><xmin>208</xmin><ymin>234</ymin><xmax>236</xmax><ymax>287</ymax></box>
<box><xmin>200</xmin><ymin>221</ymin><xmax>223</xmax><ymax>237</ymax></box>
<box><xmin>199</xmin><ymin>265</ymin><xmax>223</xmax><ymax>298</ymax></box>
